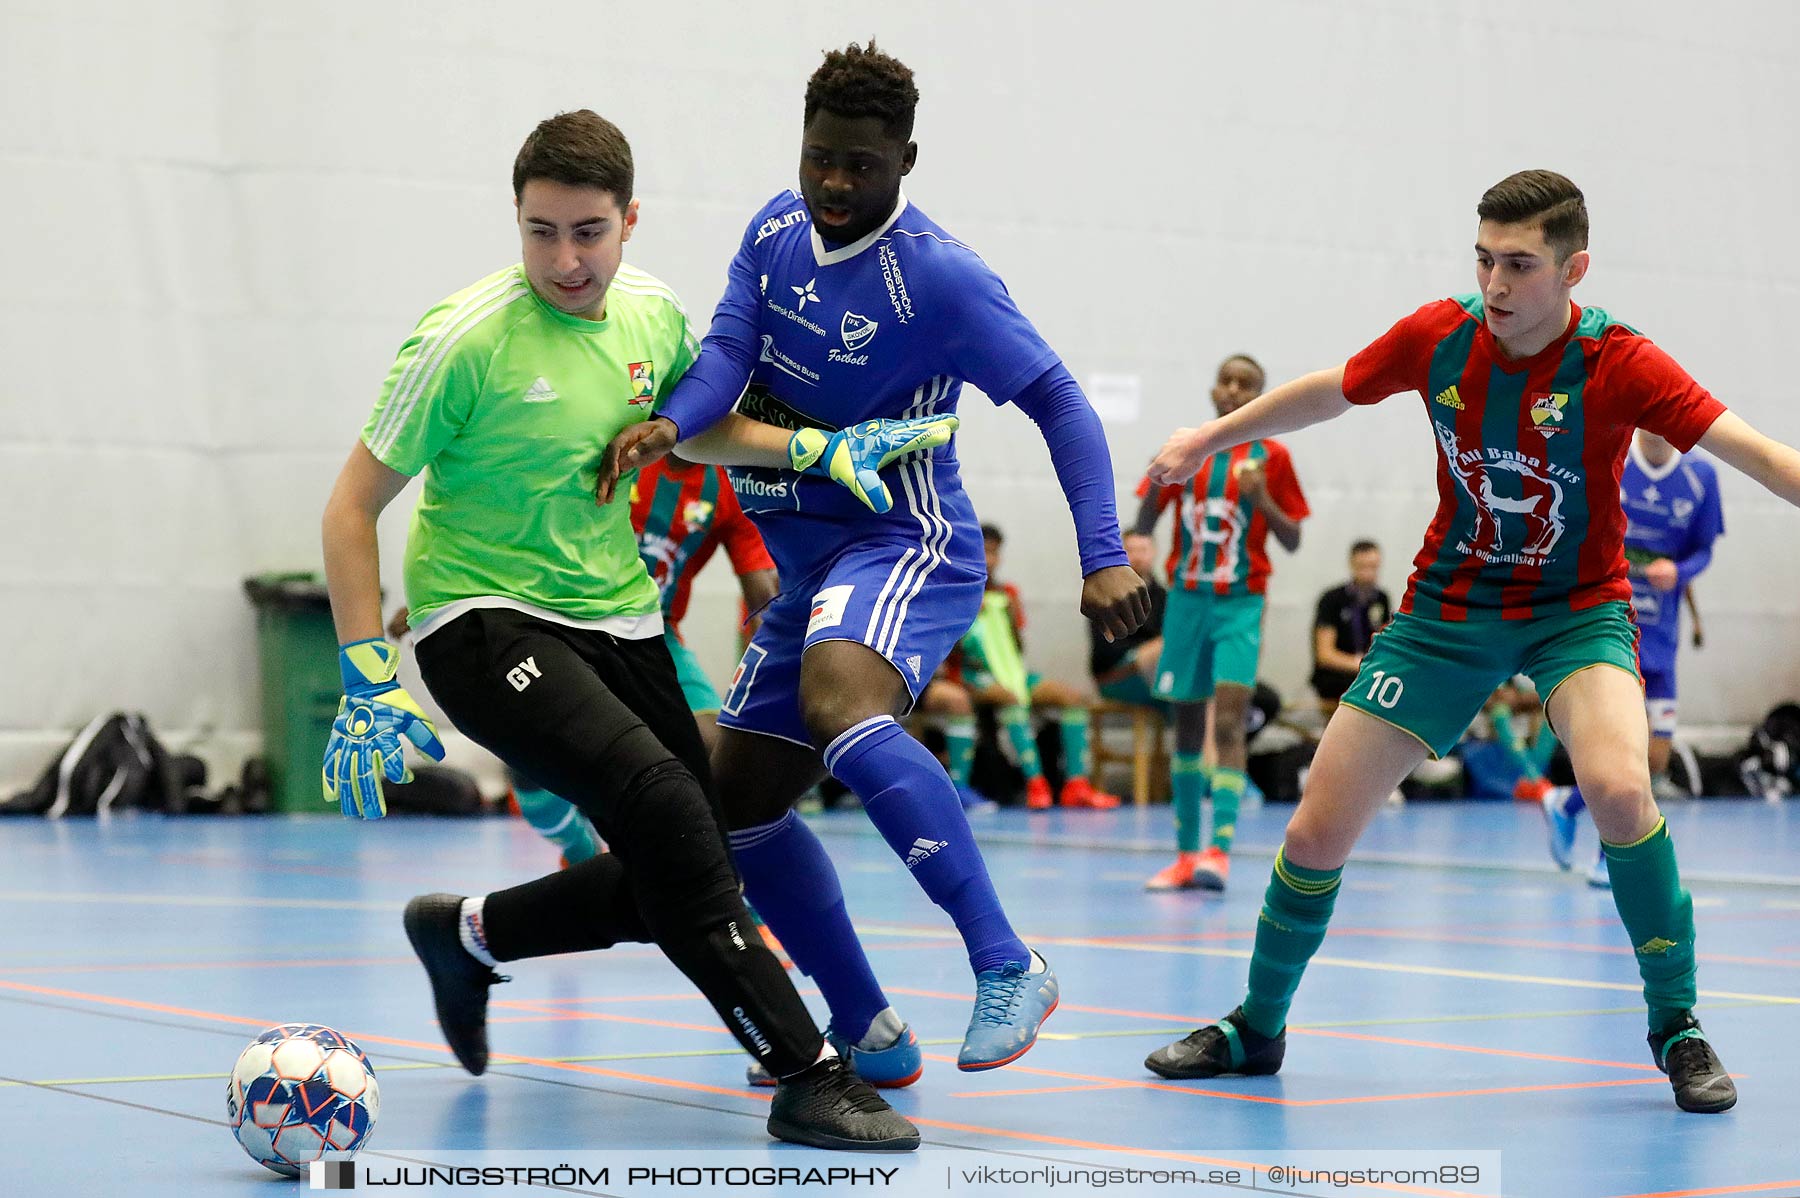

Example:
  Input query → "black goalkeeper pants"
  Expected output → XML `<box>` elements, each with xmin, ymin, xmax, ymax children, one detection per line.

<box><xmin>415</xmin><ymin>608</ymin><xmax>821</xmax><ymax>1077</ymax></box>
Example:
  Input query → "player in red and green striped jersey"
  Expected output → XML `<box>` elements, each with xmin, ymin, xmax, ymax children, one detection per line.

<box><xmin>1143</xmin><ymin>170</ymin><xmax>1800</xmax><ymax>1114</ymax></box>
<box><xmin>631</xmin><ymin>454</ymin><xmax>779</xmax><ymax>741</ymax></box>
<box><xmin>1134</xmin><ymin>354</ymin><xmax>1308</xmax><ymax>891</ymax></box>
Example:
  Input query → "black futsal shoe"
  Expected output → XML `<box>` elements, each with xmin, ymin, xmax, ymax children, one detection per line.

<box><xmin>1145</xmin><ymin>1006</ymin><xmax>1286</xmax><ymax>1080</ymax></box>
<box><xmin>403</xmin><ymin>893</ymin><xmax>509</xmax><ymax>1075</ymax></box>
<box><xmin>1650</xmin><ymin>1014</ymin><xmax>1737</xmax><ymax>1113</ymax></box>
<box><xmin>767</xmin><ymin>1055</ymin><xmax>922</xmax><ymax>1151</ymax></box>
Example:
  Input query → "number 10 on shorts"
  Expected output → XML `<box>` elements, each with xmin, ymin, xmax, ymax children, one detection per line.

<box><xmin>1366</xmin><ymin>670</ymin><xmax>1404</xmax><ymax>709</ymax></box>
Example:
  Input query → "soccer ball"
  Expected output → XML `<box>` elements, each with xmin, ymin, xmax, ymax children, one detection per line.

<box><xmin>226</xmin><ymin>1023</ymin><xmax>380</xmax><ymax>1177</ymax></box>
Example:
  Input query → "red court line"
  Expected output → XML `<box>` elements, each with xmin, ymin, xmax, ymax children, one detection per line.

<box><xmin>0</xmin><ymin>979</ymin><xmax>759</xmax><ymax>1100</ymax></box>
<box><xmin>0</xmin><ymin>957</ymin><xmax>416</xmax><ymax>976</ymax></box>
<box><xmin>888</xmin><ymin>985</ymin><xmax>1656</xmax><ymax>1070</ymax></box>
<box><xmin>1074</xmin><ymin>908</ymin><xmax>1800</xmax><ymax>950</ymax></box>
<box><xmin>1331</xmin><ymin>927</ymin><xmax>1800</xmax><ymax>969</ymax></box>
<box><xmin>489</xmin><ymin>1008</ymin><xmax>734</xmax><ymax>1035</ymax></box>
<box><xmin>0</xmin><ymin>977</ymin><xmax>1443</xmax><ymax>1184</ymax></box>
<box><xmin>493</xmin><ymin>992</ymin><xmax>730</xmax><ymax>1008</ymax></box>
<box><xmin>921</xmin><ymin>1051</ymin><xmax>1664</xmax><ymax>1109</ymax></box>
<box><xmin>1607</xmin><ymin>1181</ymin><xmax>1800</xmax><ymax>1198</ymax></box>
<box><xmin>947</xmin><ymin>1081</ymin><xmax>1136</xmax><ymax>1099</ymax></box>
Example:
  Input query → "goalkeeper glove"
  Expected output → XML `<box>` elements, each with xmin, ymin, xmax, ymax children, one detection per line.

<box><xmin>323</xmin><ymin>638</ymin><xmax>446</xmax><ymax>819</ymax></box>
<box><xmin>787</xmin><ymin>414</ymin><xmax>960</xmax><ymax>514</ymax></box>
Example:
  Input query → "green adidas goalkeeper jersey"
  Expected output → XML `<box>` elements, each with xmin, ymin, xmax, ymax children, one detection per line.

<box><xmin>361</xmin><ymin>263</ymin><xmax>699</xmax><ymax>631</ymax></box>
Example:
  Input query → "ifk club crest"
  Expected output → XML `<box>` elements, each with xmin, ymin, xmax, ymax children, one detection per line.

<box><xmin>841</xmin><ymin>311</ymin><xmax>879</xmax><ymax>351</ymax></box>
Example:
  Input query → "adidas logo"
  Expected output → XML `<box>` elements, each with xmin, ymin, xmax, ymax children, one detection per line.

<box><xmin>904</xmin><ymin>837</ymin><xmax>948</xmax><ymax>868</ymax></box>
<box><xmin>905</xmin><ymin>655</ymin><xmax>922</xmax><ymax>681</ymax></box>
<box><xmin>1433</xmin><ymin>385</ymin><xmax>1464</xmax><ymax>410</ymax></box>
<box><xmin>522</xmin><ymin>377</ymin><xmax>559</xmax><ymax>403</ymax></box>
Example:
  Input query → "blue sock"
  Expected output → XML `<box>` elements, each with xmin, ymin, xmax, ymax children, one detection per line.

<box><xmin>727</xmin><ymin>811</ymin><xmax>889</xmax><ymax>1044</ymax></box>
<box><xmin>825</xmin><ymin>716</ymin><xmax>1028</xmax><ymax>973</ymax></box>
<box><xmin>1564</xmin><ymin>784</ymin><xmax>1587</xmax><ymax>817</ymax></box>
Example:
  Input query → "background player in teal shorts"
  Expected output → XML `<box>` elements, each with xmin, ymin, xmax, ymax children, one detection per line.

<box><xmin>1144</xmin><ymin>170</ymin><xmax>1800</xmax><ymax>1114</ymax></box>
<box><xmin>955</xmin><ymin>523</ymin><xmax>1121</xmax><ymax>810</ymax></box>
<box><xmin>1135</xmin><ymin>354</ymin><xmax>1309</xmax><ymax>891</ymax></box>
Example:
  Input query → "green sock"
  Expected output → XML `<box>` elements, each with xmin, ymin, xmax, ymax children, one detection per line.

<box><xmin>999</xmin><ymin>705</ymin><xmax>1041</xmax><ymax>779</ymax></box>
<box><xmin>1210</xmin><ymin>767</ymin><xmax>1247</xmax><ymax>853</ymax></box>
<box><xmin>513</xmin><ymin>785</ymin><xmax>599</xmax><ymax>865</ymax></box>
<box><xmin>1240</xmin><ymin>849</ymin><xmax>1343</xmax><ymax>1038</ymax></box>
<box><xmin>1058</xmin><ymin>708</ymin><xmax>1092</xmax><ymax>780</ymax></box>
<box><xmin>1488</xmin><ymin>708</ymin><xmax>1535</xmax><ymax>777</ymax></box>
<box><xmin>1171</xmin><ymin>752</ymin><xmax>1208</xmax><ymax>853</ymax></box>
<box><xmin>944</xmin><ymin>716</ymin><xmax>977</xmax><ymax>787</ymax></box>
<box><xmin>1602</xmin><ymin>817</ymin><xmax>1698</xmax><ymax>1032</ymax></box>
<box><xmin>1529</xmin><ymin>722</ymin><xmax>1559</xmax><ymax>777</ymax></box>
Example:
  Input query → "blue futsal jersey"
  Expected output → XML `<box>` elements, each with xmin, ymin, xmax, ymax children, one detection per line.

<box><xmin>667</xmin><ymin>189</ymin><xmax>1062</xmax><ymax>584</ymax></box>
<box><xmin>1621</xmin><ymin>442</ymin><xmax>1723</xmax><ymax>666</ymax></box>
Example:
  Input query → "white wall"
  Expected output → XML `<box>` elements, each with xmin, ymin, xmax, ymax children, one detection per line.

<box><xmin>4</xmin><ymin>0</ymin><xmax>1797</xmax><ymax>785</ymax></box>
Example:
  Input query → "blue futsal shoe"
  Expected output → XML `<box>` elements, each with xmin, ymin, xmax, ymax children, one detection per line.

<box><xmin>1587</xmin><ymin>850</ymin><xmax>1612</xmax><ymax>889</ymax></box>
<box><xmin>1542</xmin><ymin>787</ymin><xmax>1577</xmax><ymax>870</ymax></box>
<box><xmin>958</xmin><ymin>951</ymin><xmax>1059</xmax><ymax>1071</ymax></box>
<box><xmin>747</xmin><ymin>1021</ymin><xmax>923</xmax><ymax>1089</ymax></box>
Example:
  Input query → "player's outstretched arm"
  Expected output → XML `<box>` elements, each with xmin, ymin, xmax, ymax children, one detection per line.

<box><xmin>595</xmin><ymin>409</ymin><xmax>788</xmax><ymax>505</ymax></box>
<box><xmin>1150</xmin><ymin>366</ymin><xmax>1352</xmax><ymax>485</ymax></box>
<box><xmin>1697</xmin><ymin>411</ymin><xmax>1800</xmax><ymax>508</ymax></box>
<box><xmin>597</xmin><ymin>413</ymin><xmax>959</xmax><ymax>514</ymax></box>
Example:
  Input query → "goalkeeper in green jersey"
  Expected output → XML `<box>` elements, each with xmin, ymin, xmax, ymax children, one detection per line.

<box><xmin>318</xmin><ymin>109</ymin><xmax>951</xmax><ymax>1151</ymax></box>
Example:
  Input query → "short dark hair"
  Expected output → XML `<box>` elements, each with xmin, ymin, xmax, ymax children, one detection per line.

<box><xmin>1220</xmin><ymin>353</ymin><xmax>1265</xmax><ymax>381</ymax></box>
<box><xmin>805</xmin><ymin>41</ymin><xmax>919</xmax><ymax>139</ymax></box>
<box><xmin>981</xmin><ymin>523</ymin><xmax>1004</xmax><ymax>545</ymax></box>
<box><xmin>512</xmin><ymin>110</ymin><xmax>633</xmax><ymax>207</ymax></box>
<box><xmin>1350</xmin><ymin>539</ymin><xmax>1380</xmax><ymax>556</ymax></box>
<box><xmin>1477</xmin><ymin>170</ymin><xmax>1588</xmax><ymax>262</ymax></box>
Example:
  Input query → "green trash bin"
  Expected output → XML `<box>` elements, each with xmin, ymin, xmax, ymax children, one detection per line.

<box><xmin>244</xmin><ymin>573</ymin><xmax>342</xmax><ymax>814</ymax></box>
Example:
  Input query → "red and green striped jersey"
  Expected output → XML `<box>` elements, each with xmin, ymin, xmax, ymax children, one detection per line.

<box><xmin>629</xmin><ymin>459</ymin><xmax>774</xmax><ymax>631</ymax></box>
<box><xmin>1138</xmin><ymin>440</ymin><xmax>1309</xmax><ymax>596</ymax></box>
<box><xmin>1342</xmin><ymin>296</ymin><xmax>1726</xmax><ymax>622</ymax></box>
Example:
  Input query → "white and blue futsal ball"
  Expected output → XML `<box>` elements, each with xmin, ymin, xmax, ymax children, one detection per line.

<box><xmin>226</xmin><ymin>1023</ymin><xmax>380</xmax><ymax>1177</ymax></box>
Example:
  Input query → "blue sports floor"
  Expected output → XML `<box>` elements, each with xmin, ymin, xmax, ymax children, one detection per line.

<box><xmin>4</xmin><ymin>798</ymin><xmax>1798</xmax><ymax>1197</ymax></box>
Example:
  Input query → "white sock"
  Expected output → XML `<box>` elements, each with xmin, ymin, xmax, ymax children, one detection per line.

<box><xmin>457</xmin><ymin>897</ymin><xmax>499</xmax><ymax>967</ymax></box>
<box><xmin>856</xmin><ymin>1006</ymin><xmax>906</xmax><ymax>1052</ymax></box>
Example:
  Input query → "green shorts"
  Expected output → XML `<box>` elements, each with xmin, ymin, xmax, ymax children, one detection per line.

<box><xmin>1154</xmin><ymin>590</ymin><xmax>1264</xmax><ymax>702</ymax></box>
<box><xmin>1098</xmin><ymin>659</ymin><xmax>1169</xmax><ymax>711</ymax></box>
<box><xmin>667</xmin><ymin>636</ymin><xmax>722</xmax><ymax>714</ymax></box>
<box><xmin>1341</xmin><ymin>601</ymin><xmax>1640</xmax><ymax>758</ymax></box>
<box><xmin>961</xmin><ymin>667</ymin><xmax>1040</xmax><ymax>702</ymax></box>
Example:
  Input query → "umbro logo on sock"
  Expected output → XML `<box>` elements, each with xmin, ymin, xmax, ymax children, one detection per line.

<box><xmin>905</xmin><ymin>837</ymin><xmax>948</xmax><ymax>868</ymax></box>
<box><xmin>522</xmin><ymin>377</ymin><xmax>560</xmax><ymax>403</ymax></box>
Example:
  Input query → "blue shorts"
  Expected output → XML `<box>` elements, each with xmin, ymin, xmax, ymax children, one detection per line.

<box><xmin>1641</xmin><ymin>657</ymin><xmax>1677</xmax><ymax>738</ymax></box>
<box><xmin>719</xmin><ymin>536</ymin><xmax>986</xmax><ymax>747</ymax></box>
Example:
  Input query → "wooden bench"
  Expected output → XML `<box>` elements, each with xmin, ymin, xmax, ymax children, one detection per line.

<box><xmin>1088</xmin><ymin>700</ymin><xmax>1169</xmax><ymax>806</ymax></box>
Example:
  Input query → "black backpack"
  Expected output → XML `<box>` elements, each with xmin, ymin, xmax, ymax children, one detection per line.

<box><xmin>0</xmin><ymin>713</ymin><xmax>181</xmax><ymax>817</ymax></box>
<box><xmin>1739</xmin><ymin>702</ymin><xmax>1800</xmax><ymax>801</ymax></box>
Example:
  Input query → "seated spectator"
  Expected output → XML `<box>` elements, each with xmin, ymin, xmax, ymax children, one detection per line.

<box><xmin>955</xmin><ymin>524</ymin><xmax>1121</xmax><ymax>810</ymax></box>
<box><xmin>1091</xmin><ymin>529</ymin><xmax>1169</xmax><ymax>708</ymax></box>
<box><xmin>1310</xmin><ymin>539</ymin><xmax>1391</xmax><ymax>720</ymax></box>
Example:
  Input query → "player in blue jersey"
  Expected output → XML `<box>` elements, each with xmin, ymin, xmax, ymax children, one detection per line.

<box><xmin>1544</xmin><ymin>430</ymin><xmax>1724</xmax><ymax>885</ymax></box>
<box><xmin>600</xmin><ymin>42</ymin><xmax>1149</xmax><ymax>1082</ymax></box>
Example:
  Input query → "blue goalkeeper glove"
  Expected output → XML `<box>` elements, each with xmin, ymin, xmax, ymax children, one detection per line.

<box><xmin>787</xmin><ymin>414</ymin><xmax>960</xmax><ymax>514</ymax></box>
<box><xmin>323</xmin><ymin>638</ymin><xmax>446</xmax><ymax>819</ymax></box>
